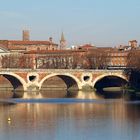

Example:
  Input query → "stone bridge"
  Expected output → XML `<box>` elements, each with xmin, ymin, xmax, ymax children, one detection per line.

<box><xmin>0</xmin><ymin>69</ymin><xmax>128</xmax><ymax>91</ymax></box>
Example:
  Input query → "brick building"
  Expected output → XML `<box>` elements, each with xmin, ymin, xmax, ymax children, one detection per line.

<box><xmin>0</xmin><ymin>30</ymin><xmax>138</xmax><ymax>70</ymax></box>
<box><xmin>77</xmin><ymin>44</ymin><xmax>95</xmax><ymax>50</ymax></box>
<box><xmin>0</xmin><ymin>30</ymin><xmax>58</xmax><ymax>52</ymax></box>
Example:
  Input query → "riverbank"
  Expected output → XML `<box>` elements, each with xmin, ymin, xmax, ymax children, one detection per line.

<box><xmin>103</xmin><ymin>87</ymin><xmax>123</xmax><ymax>92</ymax></box>
<box><xmin>125</xmin><ymin>87</ymin><xmax>140</xmax><ymax>97</ymax></box>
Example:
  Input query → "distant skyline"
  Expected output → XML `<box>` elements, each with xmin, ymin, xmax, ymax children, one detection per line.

<box><xmin>0</xmin><ymin>0</ymin><xmax>140</xmax><ymax>47</ymax></box>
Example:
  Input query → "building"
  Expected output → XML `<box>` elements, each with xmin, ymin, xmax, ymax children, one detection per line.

<box><xmin>77</xmin><ymin>44</ymin><xmax>95</xmax><ymax>50</ymax></box>
<box><xmin>108</xmin><ymin>50</ymin><xmax>128</xmax><ymax>68</ymax></box>
<box><xmin>129</xmin><ymin>40</ymin><xmax>138</xmax><ymax>49</ymax></box>
<box><xmin>0</xmin><ymin>30</ymin><xmax>58</xmax><ymax>53</ymax></box>
<box><xmin>0</xmin><ymin>31</ymin><xmax>138</xmax><ymax>70</ymax></box>
<box><xmin>118</xmin><ymin>40</ymin><xmax>139</xmax><ymax>51</ymax></box>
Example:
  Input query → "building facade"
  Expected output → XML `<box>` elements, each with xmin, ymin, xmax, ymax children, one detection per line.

<box><xmin>0</xmin><ymin>30</ymin><xmax>58</xmax><ymax>53</ymax></box>
<box><xmin>0</xmin><ymin>31</ymin><xmax>139</xmax><ymax>70</ymax></box>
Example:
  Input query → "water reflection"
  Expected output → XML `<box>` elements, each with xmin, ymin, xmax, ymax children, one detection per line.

<box><xmin>0</xmin><ymin>90</ymin><xmax>140</xmax><ymax>140</ymax></box>
<box><xmin>21</xmin><ymin>90</ymin><xmax>130</xmax><ymax>100</ymax></box>
<box><xmin>20</xmin><ymin>90</ymin><xmax>124</xmax><ymax>100</ymax></box>
<box><xmin>0</xmin><ymin>98</ymin><xmax>140</xmax><ymax>140</ymax></box>
<box><xmin>0</xmin><ymin>89</ymin><xmax>140</xmax><ymax>101</ymax></box>
<box><xmin>0</xmin><ymin>91</ymin><xmax>14</xmax><ymax>98</ymax></box>
<box><xmin>97</xmin><ymin>90</ymin><xmax>125</xmax><ymax>99</ymax></box>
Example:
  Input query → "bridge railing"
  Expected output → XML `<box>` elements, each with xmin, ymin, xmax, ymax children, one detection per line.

<box><xmin>0</xmin><ymin>68</ymin><xmax>126</xmax><ymax>74</ymax></box>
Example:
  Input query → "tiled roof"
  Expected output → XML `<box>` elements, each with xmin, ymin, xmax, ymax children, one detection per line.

<box><xmin>8</xmin><ymin>46</ymin><xmax>26</xmax><ymax>50</ymax></box>
<box><xmin>0</xmin><ymin>40</ymin><xmax>58</xmax><ymax>51</ymax></box>
<box><xmin>78</xmin><ymin>44</ymin><xmax>95</xmax><ymax>50</ymax></box>
<box><xmin>8</xmin><ymin>40</ymin><xmax>58</xmax><ymax>45</ymax></box>
<box><xmin>24</xmin><ymin>50</ymin><xmax>86</xmax><ymax>54</ymax></box>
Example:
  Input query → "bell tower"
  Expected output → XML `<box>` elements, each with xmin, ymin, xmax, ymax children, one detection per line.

<box><xmin>60</xmin><ymin>32</ymin><xmax>66</xmax><ymax>50</ymax></box>
<box><xmin>23</xmin><ymin>30</ymin><xmax>30</xmax><ymax>41</ymax></box>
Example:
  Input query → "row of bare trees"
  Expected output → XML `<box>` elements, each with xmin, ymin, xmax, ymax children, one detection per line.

<box><xmin>1</xmin><ymin>54</ymin><xmax>33</xmax><ymax>68</ymax></box>
<box><xmin>0</xmin><ymin>51</ymin><xmax>109</xmax><ymax>69</ymax></box>
<box><xmin>37</xmin><ymin>55</ymin><xmax>74</xmax><ymax>69</ymax></box>
<box><xmin>86</xmin><ymin>49</ymin><xmax>109</xmax><ymax>69</ymax></box>
<box><xmin>0</xmin><ymin>50</ymin><xmax>111</xmax><ymax>69</ymax></box>
<box><xmin>4</xmin><ymin>49</ymin><xmax>140</xmax><ymax>69</ymax></box>
<box><xmin>125</xmin><ymin>50</ymin><xmax>140</xmax><ymax>89</ymax></box>
<box><xmin>36</xmin><ymin>54</ymin><xmax>90</xmax><ymax>69</ymax></box>
<box><xmin>36</xmin><ymin>50</ymin><xmax>109</xmax><ymax>69</ymax></box>
<box><xmin>127</xmin><ymin>50</ymin><xmax>140</xmax><ymax>70</ymax></box>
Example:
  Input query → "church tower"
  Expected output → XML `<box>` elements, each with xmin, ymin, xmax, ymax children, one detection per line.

<box><xmin>23</xmin><ymin>30</ymin><xmax>30</xmax><ymax>41</ymax></box>
<box><xmin>60</xmin><ymin>32</ymin><xmax>66</xmax><ymax>50</ymax></box>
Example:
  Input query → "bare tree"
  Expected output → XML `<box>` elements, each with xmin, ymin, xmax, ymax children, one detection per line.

<box><xmin>1</xmin><ymin>54</ymin><xmax>33</xmax><ymax>69</ymax></box>
<box><xmin>127</xmin><ymin>50</ymin><xmax>140</xmax><ymax>70</ymax></box>
<box><xmin>87</xmin><ymin>49</ymin><xmax>109</xmax><ymax>69</ymax></box>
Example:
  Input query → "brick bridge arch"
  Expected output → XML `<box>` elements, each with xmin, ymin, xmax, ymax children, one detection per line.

<box><xmin>0</xmin><ymin>69</ymin><xmax>129</xmax><ymax>92</ymax></box>
<box><xmin>39</xmin><ymin>73</ymin><xmax>82</xmax><ymax>90</ymax></box>
<box><xmin>92</xmin><ymin>73</ymin><xmax>128</xmax><ymax>88</ymax></box>
<box><xmin>0</xmin><ymin>72</ymin><xmax>27</xmax><ymax>91</ymax></box>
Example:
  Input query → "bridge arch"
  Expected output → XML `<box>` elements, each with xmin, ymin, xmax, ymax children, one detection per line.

<box><xmin>39</xmin><ymin>73</ymin><xmax>82</xmax><ymax>90</ymax></box>
<box><xmin>0</xmin><ymin>72</ymin><xmax>27</xmax><ymax>91</ymax></box>
<box><xmin>93</xmin><ymin>73</ymin><xmax>128</xmax><ymax>90</ymax></box>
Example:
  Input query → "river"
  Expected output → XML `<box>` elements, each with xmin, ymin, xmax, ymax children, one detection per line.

<box><xmin>0</xmin><ymin>90</ymin><xmax>140</xmax><ymax>140</ymax></box>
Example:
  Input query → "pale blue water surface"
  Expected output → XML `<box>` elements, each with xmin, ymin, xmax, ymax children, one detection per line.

<box><xmin>0</xmin><ymin>91</ymin><xmax>140</xmax><ymax>140</ymax></box>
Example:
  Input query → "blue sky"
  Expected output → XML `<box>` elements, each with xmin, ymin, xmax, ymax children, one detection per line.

<box><xmin>0</xmin><ymin>0</ymin><xmax>140</xmax><ymax>47</ymax></box>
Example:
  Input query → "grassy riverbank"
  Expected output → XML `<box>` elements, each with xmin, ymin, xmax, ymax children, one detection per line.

<box><xmin>125</xmin><ymin>87</ymin><xmax>140</xmax><ymax>95</ymax></box>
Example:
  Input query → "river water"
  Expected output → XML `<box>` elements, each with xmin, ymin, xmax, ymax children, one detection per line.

<box><xmin>0</xmin><ymin>90</ymin><xmax>140</xmax><ymax>140</ymax></box>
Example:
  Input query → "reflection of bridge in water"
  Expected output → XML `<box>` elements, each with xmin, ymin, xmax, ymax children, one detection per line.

<box><xmin>0</xmin><ymin>69</ymin><xmax>128</xmax><ymax>94</ymax></box>
<box><xmin>22</xmin><ymin>90</ymin><xmax>103</xmax><ymax>99</ymax></box>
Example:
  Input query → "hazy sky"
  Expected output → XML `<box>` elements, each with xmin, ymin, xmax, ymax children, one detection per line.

<box><xmin>0</xmin><ymin>0</ymin><xmax>140</xmax><ymax>47</ymax></box>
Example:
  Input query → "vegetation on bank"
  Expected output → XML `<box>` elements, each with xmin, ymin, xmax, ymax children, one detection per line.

<box><xmin>103</xmin><ymin>87</ymin><xmax>123</xmax><ymax>92</ymax></box>
<box><xmin>123</xmin><ymin>50</ymin><xmax>140</xmax><ymax>93</ymax></box>
<box><xmin>0</xmin><ymin>50</ymin><xmax>109</xmax><ymax>69</ymax></box>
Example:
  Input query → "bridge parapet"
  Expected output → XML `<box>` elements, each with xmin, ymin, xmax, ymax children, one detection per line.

<box><xmin>0</xmin><ymin>68</ymin><xmax>126</xmax><ymax>73</ymax></box>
